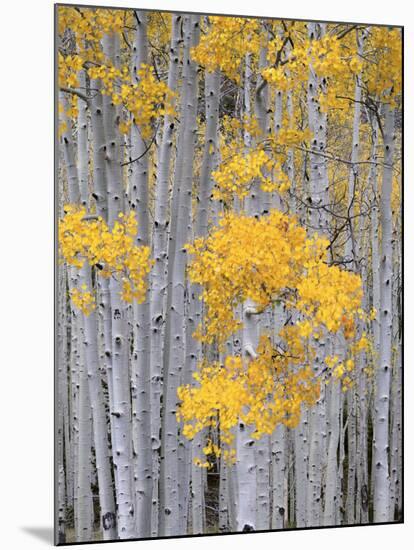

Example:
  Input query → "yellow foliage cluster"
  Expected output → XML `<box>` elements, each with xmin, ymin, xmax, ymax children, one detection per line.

<box><xmin>326</xmin><ymin>355</ymin><xmax>355</xmax><ymax>391</ymax></box>
<box><xmin>185</xmin><ymin>209</ymin><xmax>363</xmax><ymax>344</ymax></box>
<box><xmin>271</xmin><ymin>127</ymin><xmax>312</xmax><ymax>149</ymax></box>
<box><xmin>212</xmin><ymin>148</ymin><xmax>289</xmax><ymax>201</ymax></box>
<box><xmin>58</xmin><ymin>6</ymin><xmax>127</xmax><ymax>63</ymax></box>
<box><xmin>58</xmin><ymin>7</ymin><xmax>175</xmax><ymax>136</ymax></box>
<box><xmin>364</xmin><ymin>28</ymin><xmax>402</xmax><ymax>103</ymax></box>
<box><xmin>310</xmin><ymin>35</ymin><xmax>362</xmax><ymax>80</ymax></box>
<box><xmin>212</xmin><ymin>116</ymin><xmax>310</xmax><ymax>203</ymax></box>
<box><xmin>147</xmin><ymin>12</ymin><xmax>172</xmax><ymax>50</ymax></box>
<box><xmin>180</xmin><ymin>209</ymin><xmax>368</xmax><ymax>462</ymax></box>
<box><xmin>58</xmin><ymin>53</ymin><xmax>84</xmax><ymax>89</ymax></box>
<box><xmin>177</xmin><ymin>335</ymin><xmax>320</xmax><ymax>463</ymax></box>
<box><xmin>191</xmin><ymin>17</ymin><xmax>261</xmax><ymax>83</ymax></box>
<box><xmin>263</xmin><ymin>32</ymin><xmax>365</xmax><ymax>115</ymax></box>
<box><xmin>296</xmin><ymin>262</ymin><xmax>362</xmax><ymax>333</ymax></box>
<box><xmin>59</xmin><ymin>206</ymin><xmax>153</xmax><ymax>310</ymax></box>
<box><xmin>71</xmin><ymin>286</ymin><xmax>96</xmax><ymax>316</ymax></box>
<box><xmin>88</xmin><ymin>63</ymin><xmax>175</xmax><ymax>139</ymax></box>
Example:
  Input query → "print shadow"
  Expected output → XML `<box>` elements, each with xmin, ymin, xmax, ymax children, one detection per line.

<box><xmin>21</xmin><ymin>526</ymin><xmax>54</xmax><ymax>544</ymax></box>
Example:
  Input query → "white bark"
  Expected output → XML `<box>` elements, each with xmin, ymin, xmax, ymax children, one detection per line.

<box><xmin>306</xmin><ymin>23</ymin><xmax>328</xmax><ymax>527</ymax></box>
<box><xmin>294</xmin><ymin>410</ymin><xmax>308</xmax><ymax>527</ymax></box>
<box><xmin>344</xmin><ymin>31</ymin><xmax>364</xmax><ymax>268</ymax></box>
<box><xmin>90</xmin><ymin>78</ymin><xmax>108</xmax><ymax>220</ymax></box>
<box><xmin>75</xmin><ymin>340</ymin><xmax>93</xmax><ymax>542</ymax></box>
<box><xmin>187</xmin><ymin>67</ymin><xmax>221</xmax><ymax>535</ymax></box>
<box><xmin>323</xmin><ymin>380</ymin><xmax>341</xmax><ymax>525</ymax></box>
<box><xmin>271</xmin><ymin>424</ymin><xmax>286</xmax><ymax>529</ymax></box>
<box><xmin>81</xmin><ymin>265</ymin><xmax>118</xmax><ymax>540</ymax></box>
<box><xmin>150</xmin><ymin>14</ymin><xmax>182</xmax><ymax>536</ymax></box>
<box><xmin>374</xmin><ymin>104</ymin><xmax>396</xmax><ymax>523</ymax></box>
<box><xmin>159</xmin><ymin>15</ymin><xmax>200</xmax><ymax>536</ymax></box>
<box><xmin>60</xmin><ymin>93</ymin><xmax>81</xmax><ymax>205</ymax></box>
<box><xmin>130</xmin><ymin>10</ymin><xmax>152</xmax><ymax>538</ymax></box>
<box><xmin>346</xmin><ymin>389</ymin><xmax>356</xmax><ymax>524</ymax></box>
<box><xmin>57</xmin><ymin>276</ymin><xmax>68</xmax><ymax>544</ymax></box>
<box><xmin>102</xmin><ymin>31</ymin><xmax>135</xmax><ymax>539</ymax></box>
<box><xmin>77</xmin><ymin>70</ymin><xmax>89</xmax><ymax>207</ymax></box>
<box><xmin>235</xmin><ymin>301</ymin><xmax>258</xmax><ymax>532</ymax></box>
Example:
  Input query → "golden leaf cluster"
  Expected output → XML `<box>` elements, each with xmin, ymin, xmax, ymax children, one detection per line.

<box><xmin>59</xmin><ymin>206</ymin><xmax>153</xmax><ymax>312</ymax></box>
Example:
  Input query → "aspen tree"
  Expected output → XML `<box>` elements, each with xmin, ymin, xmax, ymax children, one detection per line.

<box><xmin>150</xmin><ymin>15</ymin><xmax>182</xmax><ymax>535</ymax></box>
<box><xmin>306</xmin><ymin>22</ymin><xmax>327</xmax><ymax>527</ymax></box>
<box><xmin>130</xmin><ymin>10</ymin><xmax>152</xmax><ymax>537</ymax></box>
<box><xmin>60</xmin><ymin>93</ymin><xmax>119</xmax><ymax>540</ymax></box>
<box><xmin>374</xmin><ymin>104</ymin><xmax>396</xmax><ymax>523</ymax></box>
<box><xmin>159</xmin><ymin>14</ymin><xmax>200</xmax><ymax>536</ymax></box>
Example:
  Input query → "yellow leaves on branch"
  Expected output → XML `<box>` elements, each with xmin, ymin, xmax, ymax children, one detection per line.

<box><xmin>177</xmin><ymin>335</ymin><xmax>321</xmax><ymax>463</ymax></box>
<box><xmin>71</xmin><ymin>286</ymin><xmax>96</xmax><ymax>316</ymax></box>
<box><xmin>364</xmin><ymin>28</ymin><xmax>402</xmax><ymax>102</ymax></box>
<box><xmin>180</xmin><ymin>209</ymin><xmax>368</xmax><ymax>463</ymax></box>
<box><xmin>58</xmin><ymin>53</ymin><xmax>84</xmax><ymax>89</ymax></box>
<box><xmin>59</xmin><ymin>206</ymin><xmax>153</xmax><ymax>313</ymax></box>
<box><xmin>58</xmin><ymin>6</ymin><xmax>127</xmax><ymax>63</ymax></box>
<box><xmin>263</xmin><ymin>33</ymin><xmax>363</xmax><ymax>114</ymax></box>
<box><xmin>58</xmin><ymin>7</ymin><xmax>176</xmax><ymax>134</ymax></box>
<box><xmin>191</xmin><ymin>17</ymin><xmax>260</xmax><ymax>83</ymax></box>
<box><xmin>88</xmin><ymin>63</ymin><xmax>175</xmax><ymax>140</ymax></box>
<box><xmin>212</xmin><ymin>148</ymin><xmax>290</xmax><ymax>201</ymax></box>
<box><xmin>262</xmin><ymin>27</ymin><xmax>402</xmax><ymax>112</ymax></box>
<box><xmin>212</xmin><ymin>116</ymin><xmax>311</xmax><ymax>203</ymax></box>
<box><xmin>186</xmin><ymin>209</ymin><xmax>362</xmax><ymax>345</ymax></box>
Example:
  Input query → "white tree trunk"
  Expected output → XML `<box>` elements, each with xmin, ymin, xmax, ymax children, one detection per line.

<box><xmin>294</xmin><ymin>410</ymin><xmax>308</xmax><ymax>527</ymax></box>
<box><xmin>271</xmin><ymin>424</ymin><xmax>286</xmax><ymax>529</ymax></box>
<box><xmin>159</xmin><ymin>15</ymin><xmax>200</xmax><ymax>536</ymax></box>
<box><xmin>235</xmin><ymin>301</ymin><xmax>258</xmax><ymax>532</ymax></box>
<box><xmin>150</xmin><ymin>14</ymin><xmax>182</xmax><ymax>536</ymax></box>
<box><xmin>130</xmin><ymin>10</ymin><xmax>152</xmax><ymax>538</ymax></box>
<box><xmin>102</xmin><ymin>31</ymin><xmax>135</xmax><ymax>539</ymax></box>
<box><xmin>75</xmin><ymin>341</ymin><xmax>93</xmax><ymax>542</ymax></box>
<box><xmin>323</xmin><ymin>380</ymin><xmax>341</xmax><ymax>525</ymax></box>
<box><xmin>374</xmin><ymin>104</ymin><xmax>396</xmax><ymax>523</ymax></box>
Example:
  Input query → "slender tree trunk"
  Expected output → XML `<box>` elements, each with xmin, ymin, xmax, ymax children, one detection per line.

<box><xmin>130</xmin><ymin>11</ymin><xmax>152</xmax><ymax>538</ymax></box>
<box><xmin>159</xmin><ymin>15</ymin><xmax>200</xmax><ymax>536</ymax></box>
<box><xmin>294</xmin><ymin>410</ymin><xmax>308</xmax><ymax>527</ymax></box>
<box><xmin>150</xmin><ymin>15</ymin><xmax>182</xmax><ymax>536</ymax></box>
<box><xmin>102</xmin><ymin>31</ymin><xmax>135</xmax><ymax>539</ymax></box>
<box><xmin>271</xmin><ymin>424</ymin><xmax>286</xmax><ymax>529</ymax></box>
<box><xmin>373</xmin><ymin>104</ymin><xmax>395</xmax><ymax>523</ymax></box>
<box><xmin>306</xmin><ymin>23</ymin><xmax>328</xmax><ymax>527</ymax></box>
<box><xmin>82</xmin><ymin>266</ymin><xmax>118</xmax><ymax>540</ymax></box>
<box><xmin>75</xmin><ymin>342</ymin><xmax>94</xmax><ymax>542</ymax></box>
<box><xmin>57</xmin><ymin>275</ymin><xmax>68</xmax><ymax>544</ymax></box>
<box><xmin>235</xmin><ymin>300</ymin><xmax>258</xmax><ymax>532</ymax></box>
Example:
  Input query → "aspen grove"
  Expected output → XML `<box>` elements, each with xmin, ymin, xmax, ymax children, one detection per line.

<box><xmin>56</xmin><ymin>6</ymin><xmax>402</xmax><ymax>543</ymax></box>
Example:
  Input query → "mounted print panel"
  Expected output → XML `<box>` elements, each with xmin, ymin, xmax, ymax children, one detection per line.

<box><xmin>55</xmin><ymin>3</ymin><xmax>403</xmax><ymax>544</ymax></box>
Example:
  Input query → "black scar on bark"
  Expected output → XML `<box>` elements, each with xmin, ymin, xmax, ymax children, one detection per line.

<box><xmin>102</xmin><ymin>511</ymin><xmax>116</xmax><ymax>530</ymax></box>
<box><xmin>361</xmin><ymin>484</ymin><xmax>369</xmax><ymax>512</ymax></box>
<box><xmin>242</xmin><ymin>524</ymin><xmax>254</xmax><ymax>532</ymax></box>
